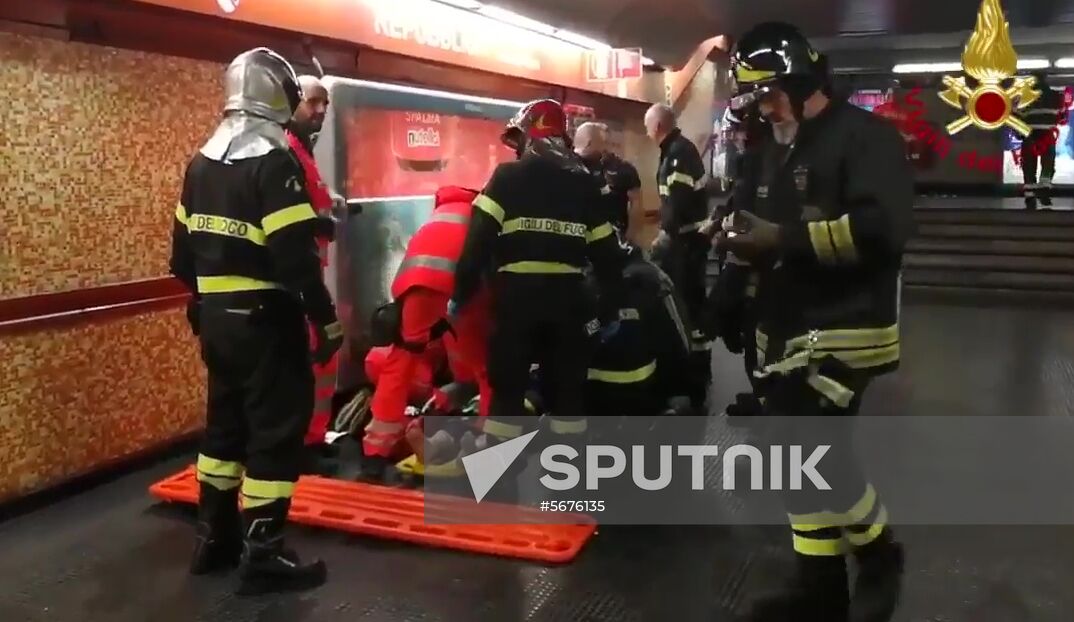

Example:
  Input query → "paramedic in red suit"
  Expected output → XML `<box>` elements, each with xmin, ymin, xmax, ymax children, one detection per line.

<box><xmin>287</xmin><ymin>75</ymin><xmax>343</xmax><ymax>461</ymax></box>
<box><xmin>361</xmin><ymin>186</ymin><xmax>493</xmax><ymax>481</ymax></box>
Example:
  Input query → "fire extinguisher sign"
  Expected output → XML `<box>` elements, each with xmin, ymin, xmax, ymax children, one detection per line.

<box><xmin>586</xmin><ymin>48</ymin><xmax>644</xmax><ymax>82</ymax></box>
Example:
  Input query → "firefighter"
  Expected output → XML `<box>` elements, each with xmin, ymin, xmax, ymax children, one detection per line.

<box><xmin>287</xmin><ymin>74</ymin><xmax>345</xmax><ymax>468</ymax></box>
<box><xmin>170</xmin><ymin>48</ymin><xmax>341</xmax><ymax>594</ymax></box>
<box><xmin>643</xmin><ymin>103</ymin><xmax>713</xmax><ymax>411</ymax></box>
<box><xmin>1020</xmin><ymin>72</ymin><xmax>1064</xmax><ymax>209</ymax></box>
<box><xmin>574</xmin><ymin>121</ymin><xmax>643</xmax><ymax>235</ymax></box>
<box><xmin>585</xmin><ymin>242</ymin><xmax>694</xmax><ymax>419</ymax></box>
<box><xmin>359</xmin><ymin>185</ymin><xmax>493</xmax><ymax>481</ymax></box>
<box><xmin>719</xmin><ymin>22</ymin><xmax>912</xmax><ymax>622</ymax></box>
<box><xmin>449</xmin><ymin>99</ymin><xmax>627</xmax><ymax>473</ymax></box>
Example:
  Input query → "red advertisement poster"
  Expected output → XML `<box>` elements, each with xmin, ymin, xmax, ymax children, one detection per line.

<box><xmin>344</xmin><ymin>108</ymin><xmax>517</xmax><ymax>197</ymax></box>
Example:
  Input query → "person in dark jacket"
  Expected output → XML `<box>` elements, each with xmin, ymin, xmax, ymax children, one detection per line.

<box><xmin>719</xmin><ymin>22</ymin><xmax>914</xmax><ymax>622</ymax></box>
<box><xmin>644</xmin><ymin>103</ymin><xmax>713</xmax><ymax>411</ymax></box>
<box><xmin>170</xmin><ymin>47</ymin><xmax>341</xmax><ymax>595</ymax></box>
<box><xmin>1020</xmin><ymin>72</ymin><xmax>1065</xmax><ymax>209</ymax></box>
<box><xmin>448</xmin><ymin>100</ymin><xmax>627</xmax><ymax>490</ymax></box>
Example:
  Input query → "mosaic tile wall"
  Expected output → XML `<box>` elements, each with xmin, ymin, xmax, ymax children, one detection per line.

<box><xmin>0</xmin><ymin>31</ymin><xmax>223</xmax><ymax>298</ymax></box>
<box><xmin>0</xmin><ymin>32</ymin><xmax>219</xmax><ymax>499</ymax></box>
<box><xmin>0</xmin><ymin>307</ymin><xmax>205</xmax><ymax>502</ymax></box>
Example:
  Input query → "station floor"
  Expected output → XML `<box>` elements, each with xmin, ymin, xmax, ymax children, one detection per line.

<box><xmin>2</xmin><ymin>300</ymin><xmax>1074</xmax><ymax>622</ymax></box>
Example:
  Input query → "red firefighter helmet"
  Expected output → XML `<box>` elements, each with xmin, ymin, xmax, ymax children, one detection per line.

<box><xmin>501</xmin><ymin>99</ymin><xmax>568</xmax><ymax>153</ymax></box>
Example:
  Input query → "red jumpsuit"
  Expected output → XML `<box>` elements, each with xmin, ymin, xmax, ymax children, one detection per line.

<box><xmin>287</xmin><ymin>130</ymin><xmax>339</xmax><ymax>447</ymax></box>
<box><xmin>363</xmin><ymin>186</ymin><xmax>493</xmax><ymax>459</ymax></box>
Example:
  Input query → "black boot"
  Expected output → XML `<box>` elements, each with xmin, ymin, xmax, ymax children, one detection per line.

<box><xmin>1025</xmin><ymin>196</ymin><xmax>1038</xmax><ymax>210</ymax></box>
<box><xmin>236</xmin><ymin>499</ymin><xmax>327</xmax><ymax>596</ymax></box>
<box><xmin>849</xmin><ymin>529</ymin><xmax>905</xmax><ymax>622</ymax></box>
<box><xmin>190</xmin><ymin>483</ymin><xmax>242</xmax><ymax>575</ymax></box>
<box><xmin>738</xmin><ymin>554</ymin><xmax>849</xmax><ymax>622</ymax></box>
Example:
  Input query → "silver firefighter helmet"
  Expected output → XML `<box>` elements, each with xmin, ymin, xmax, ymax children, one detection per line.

<box><xmin>200</xmin><ymin>47</ymin><xmax>303</xmax><ymax>163</ymax></box>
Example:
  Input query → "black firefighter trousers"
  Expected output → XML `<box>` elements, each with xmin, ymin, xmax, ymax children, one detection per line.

<box><xmin>194</xmin><ymin>294</ymin><xmax>314</xmax><ymax>538</ymax></box>
<box><xmin>654</xmin><ymin>233</ymin><xmax>712</xmax><ymax>408</ymax></box>
<box><xmin>483</xmin><ymin>280</ymin><xmax>594</xmax><ymax>445</ymax></box>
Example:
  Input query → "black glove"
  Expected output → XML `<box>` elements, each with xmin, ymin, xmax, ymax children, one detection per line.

<box><xmin>312</xmin><ymin>320</ymin><xmax>344</xmax><ymax>365</ymax></box>
<box><xmin>315</xmin><ymin>213</ymin><xmax>338</xmax><ymax>242</ymax></box>
<box><xmin>185</xmin><ymin>296</ymin><xmax>201</xmax><ymax>337</ymax></box>
<box><xmin>725</xmin><ymin>392</ymin><xmax>763</xmax><ymax>428</ymax></box>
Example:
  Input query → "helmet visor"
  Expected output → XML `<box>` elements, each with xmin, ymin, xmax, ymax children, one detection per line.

<box><xmin>730</xmin><ymin>83</ymin><xmax>774</xmax><ymax>110</ymax></box>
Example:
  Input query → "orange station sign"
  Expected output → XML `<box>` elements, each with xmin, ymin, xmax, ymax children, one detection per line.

<box><xmin>128</xmin><ymin>0</ymin><xmax>652</xmax><ymax>100</ymax></box>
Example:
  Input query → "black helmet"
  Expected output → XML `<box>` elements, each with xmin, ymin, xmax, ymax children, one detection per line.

<box><xmin>729</xmin><ymin>22</ymin><xmax>825</xmax><ymax>112</ymax></box>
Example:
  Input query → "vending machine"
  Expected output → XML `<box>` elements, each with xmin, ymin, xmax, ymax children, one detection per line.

<box><xmin>314</xmin><ymin>78</ymin><xmax>523</xmax><ymax>392</ymax></box>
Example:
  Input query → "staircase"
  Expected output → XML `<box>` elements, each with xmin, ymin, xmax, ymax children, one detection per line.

<box><xmin>903</xmin><ymin>207</ymin><xmax>1074</xmax><ymax>304</ymax></box>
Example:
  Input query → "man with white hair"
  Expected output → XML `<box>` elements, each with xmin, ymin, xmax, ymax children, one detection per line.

<box><xmin>643</xmin><ymin>103</ymin><xmax>712</xmax><ymax>411</ymax></box>
<box><xmin>574</xmin><ymin>122</ymin><xmax>642</xmax><ymax>234</ymax></box>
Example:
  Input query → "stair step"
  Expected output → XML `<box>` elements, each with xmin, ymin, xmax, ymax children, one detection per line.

<box><xmin>913</xmin><ymin>208</ymin><xmax>1074</xmax><ymax>227</ymax></box>
<box><xmin>915</xmin><ymin>223</ymin><xmax>1074</xmax><ymax>241</ymax></box>
<box><xmin>902</xmin><ymin>268</ymin><xmax>1074</xmax><ymax>291</ymax></box>
<box><xmin>904</xmin><ymin>254</ymin><xmax>1074</xmax><ymax>274</ymax></box>
<box><xmin>905</xmin><ymin>238</ymin><xmax>1074</xmax><ymax>257</ymax></box>
<box><xmin>903</xmin><ymin>285</ymin><xmax>1074</xmax><ymax>307</ymax></box>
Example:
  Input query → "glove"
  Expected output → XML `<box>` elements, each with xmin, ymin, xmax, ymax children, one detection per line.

<box><xmin>312</xmin><ymin>320</ymin><xmax>344</xmax><ymax>365</ymax></box>
<box><xmin>421</xmin><ymin>382</ymin><xmax>477</xmax><ymax>416</ymax></box>
<box><xmin>714</xmin><ymin>211</ymin><xmax>782</xmax><ymax>262</ymax></box>
<box><xmin>314</xmin><ymin>213</ymin><xmax>339</xmax><ymax>242</ymax></box>
<box><xmin>185</xmin><ymin>296</ymin><xmax>201</xmax><ymax>337</ymax></box>
<box><xmin>597</xmin><ymin>320</ymin><xmax>621</xmax><ymax>343</ymax></box>
<box><xmin>725</xmin><ymin>392</ymin><xmax>763</xmax><ymax>428</ymax></box>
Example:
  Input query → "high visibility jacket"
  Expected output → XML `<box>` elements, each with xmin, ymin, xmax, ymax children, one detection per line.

<box><xmin>391</xmin><ymin>186</ymin><xmax>478</xmax><ymax>299</ymax></box>
<box><xmin>169</xmin><ymin>148</ymin><xmax>336</xmax><ymax>326</ymax></box>
<box><xmin>287</xmin><ymin>131</ymin><xmax>333</xmax><ymax>266</ymax></box>
<box><xmin>734</xmin><ymin>99</ymin><xmax>914</xmax><ymax>379</ymax></box>
<box><xmin>587</xmin><ymin>258</ymin><xmax>693</xmax><ymax>410</ymax></box>
<box><xmin>657</xmin><ymin>128</ymin><xmax>709</xmax><ymax>237</ymax></box>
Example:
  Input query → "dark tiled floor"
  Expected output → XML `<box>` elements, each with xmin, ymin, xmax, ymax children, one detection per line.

<box><xmin>2</xmin><ymin>301</ymin><xmax>1074</xmax><ymax>622</ymax></box>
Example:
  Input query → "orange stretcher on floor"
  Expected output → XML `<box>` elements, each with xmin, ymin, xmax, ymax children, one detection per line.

<box><xmin>149</xmin><ymin>466</ymin><xmax>596</xmax><ymax>564</ymax></box>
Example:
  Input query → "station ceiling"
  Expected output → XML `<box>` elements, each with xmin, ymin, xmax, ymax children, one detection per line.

<box><xmin>493</xmin><ymin>0</ymin><xmax>1074</xmax><ymax>69</ymax></box>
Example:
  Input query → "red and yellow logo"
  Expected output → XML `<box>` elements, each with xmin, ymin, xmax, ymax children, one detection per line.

<box><xmin>938</xmin><ymin>0</ymin><xmax>1040</xmax><ymax>136</ymax></box>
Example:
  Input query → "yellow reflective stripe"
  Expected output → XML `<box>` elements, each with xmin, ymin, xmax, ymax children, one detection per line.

<box><xmin>736</xmin><ymin>66</ymin><xmax>778</xmax><ymax>83</ymax></box>
<box><xmin>586</xmin><ymin>222</ymin><xmax>613</xmax><ymax>243</ymax></box>
<box><xmin>807</xmin><ymin>374</ymin><xmax>855</xmax><ymax>408</ymax></box>
<box><xmin>483</xmin><ymin>419</ymin><xmax>523</xmax><ymax>439</ymax></box>
<box><xmin>846</xmin><ymin>484</ymin><xmax>878</xmax><ymax>524</ymax></box>
<box><xmin>755</xmin><ymin>329</ymin><xmax>768</xmax><ymax>352</ymax></box>
<box><xmin>187</xmin><ymin>214</ymin><xmax>267</xmax><ymax>246</ymax></box>
<box><xmin>199</xmin><ymin>474</ymin><xmax>242</xmax><ymax>491</ymax></box>
<box><xmin>175</xmin><ymin>202</ymin><xmax>189</xmax><ymax>226</ymax></box>
<box><xmin>600</xmin><ymin>184</ymin><xmax>612</xmax><ymax>195</ymax></box>
<box><xmin>789</xmin><ymin>512</ymin><xmax>843</xmax><ymax>529</ymax></box>
<box><xmin>846</xmin><ymin>507</ymin><xmax>889</xmax><ymax>547</ymax></box>
<box><xmin>196</xmin><ymin>276</ymin><xmax>282</xmax><ymax>294</ymax></box>
<box><xmin>423</xmin><ymin>457</ymin><xmax>465</xmax><ymax>478</ymax></box>
<box><xmin>618</xmin><ymin>308</ymin><xmax>640</xmax><ymax>321</ymax></box>
<box><xmin>261</xmin><ymin>202</ymin><xmax>316</xmax><ymax>235</ymax></box>
<box><xmin>665</xmin><ymin>171</ymin><xmax>697</xmax><ymax>188</ymax></box>
<box><xmin>828</xmin><ymin>214</ymin><xmax>858</xmax><ymax>263</ymax></box>
<box><xmin>241</xmin><ymin>478</ymin><xmax>295</xmax><ymax>508</ymax></box>
<box><xmin>473</xmin><ymin>194</ymin><xmax>505</xmax><ymax>225</ymax></box>
<box><xmin>786</xmin><ymin>325</ymin><xmax>899</xmax><ymax>352</ymax></box>
<box><xmin>587</xmin><ymin>360</ymin><xmax>657</xmax><ymax>384</ymax></box>
<box><xmin>658</xmin><ymin>184</ymin><xmax>669</xmax><ymax>196</ymax></box>
<box><xmin>197</xmin><ymin>454</ymin><xmax>244</xmax><ymax>478</ymax></box>
<box><xmin>498</xmin><ymin>261</ymin><xmax>583</xmax><ymax>274</ymax></box>
<box><xmin>502</xmin><ymin>217</ymin><xmax>587</xmax><ymax>238</ymax></box>
<box><xmin>792</xmin><ymin>532</ymin><xmax>848</xmax><ymax>556</ymax></box>
<box><xmin>524</xmin><ymin>398</ymin><xmax>538</xmax><ymax>413</ymax></box>
<box><xmin>807</xmin><ymin>221</ymin><xmax>838</xmax><ymax>265</ymax></box>
<box><xmin>549</xmin><ymin>418</ymin><xmax>588</xmax><ymax>434</ymax></box>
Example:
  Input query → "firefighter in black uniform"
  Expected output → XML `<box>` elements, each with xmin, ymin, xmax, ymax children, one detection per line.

<box><xmin>644</xmin><ymin>103</ymin><xmax>713</xmax><ymax>411</ymax></box>
<box><xmin>170</xmin><ymin>47</ymin><xmax>342</xmax><ymax>595</ymax></box>
<box><xmin>574</xmin><ymin>121</ymin><xmax>643</xmax><ymax>235</ymax></box>
<box><xmin>1020</xmin><ymin>72</ymin><xmax>1065</xmax><ymax>209</ymax></box>
<box><xmin>449</xmin><ymin>99</ymin><xmax>626</xmax><ymax>466</ymax></box>
<box><xmin>584</xmin><ymin>242</ymin><xmax>694</xmax><ymax>419</ymax></box>
<box><xmin>719</xmin><ymin>23</ymin><xmax>913</xmax><ymax>622</ymax></box>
